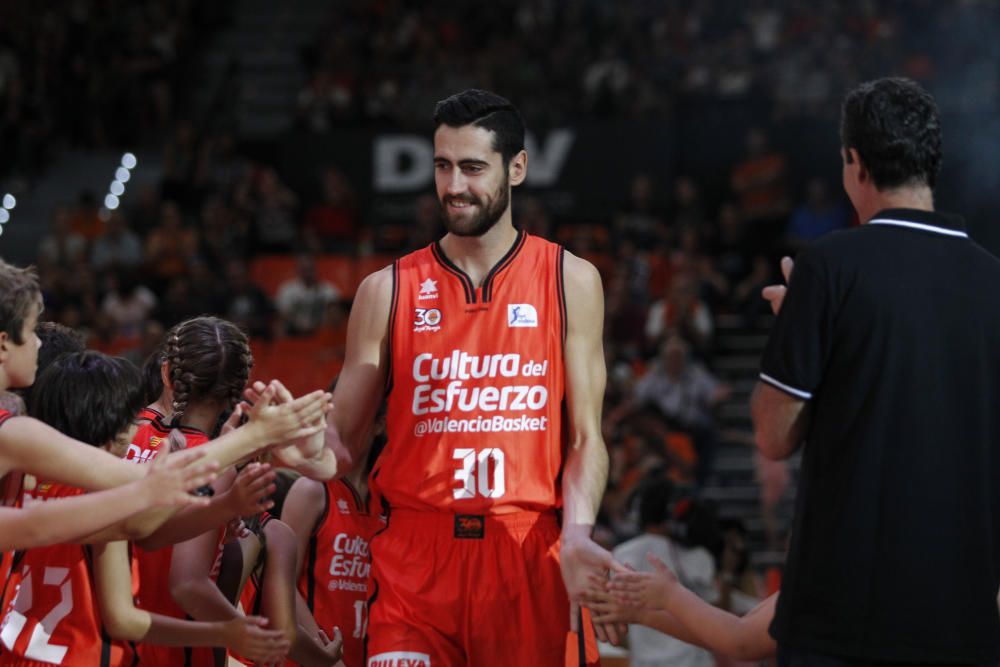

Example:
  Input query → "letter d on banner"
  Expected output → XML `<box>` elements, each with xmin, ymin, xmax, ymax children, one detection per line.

<box><xmin>374</xmin><ymin>135</ymin><xmax>434</xmax><ymax>192</ymax></box>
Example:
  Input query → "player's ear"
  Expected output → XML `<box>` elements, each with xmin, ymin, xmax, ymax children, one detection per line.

<box><xmin>508</xmin><ymin>149</ymin><xmax>528</xmax><ymax>187</ymax></box>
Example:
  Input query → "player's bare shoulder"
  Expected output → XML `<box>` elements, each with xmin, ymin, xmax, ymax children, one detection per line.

<box><xmin>349</xmin><ymin>265</ymin><xmax>395</xmax><ymax>339</ymax></box>
<box><xmin>561</xmin><ymin>251</ymin><xmax>604</xmax><ymax>321</ymax></box>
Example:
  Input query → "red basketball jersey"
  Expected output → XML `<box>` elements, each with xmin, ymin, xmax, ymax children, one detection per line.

<box><xmin>373</xmin><ymin>232</ymin><xmax>568</xmax><ymax>514</ymax></box>
<box><xmin>128</xmin><ymin>412</ymin><xmax>219</xmax><ymax>667</ymax></box>
<box><xmin>0</xmin><ymin>482</ymin><xmax>134</xmax><ymax>667</ymax></box>
<box><xmin>298</xmin><ymin>480</ymin><xmax>382</xmax><ymax>667</ymax></box>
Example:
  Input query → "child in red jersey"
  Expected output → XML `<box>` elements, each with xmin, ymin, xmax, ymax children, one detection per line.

<box><xmin>0</xmin><ymin>351</ymin><xmax>289</xmax><ymax>667</ymax></box>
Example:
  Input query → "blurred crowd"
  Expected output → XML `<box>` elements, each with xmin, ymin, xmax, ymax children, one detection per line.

<box><xmin>295</xmin><ymin>0</ymin><xmax>999</xmax><ymax>131</ymax></box>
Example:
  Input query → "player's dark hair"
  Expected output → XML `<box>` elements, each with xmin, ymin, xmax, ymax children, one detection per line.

<box><xmin>140</xmin><ymin>343</ymin><xmax>166</xmax><ymax>407</ymax></box>
<box><xmin>0</xmin><ymin>260</ymin><xmax>40</xmax><ymax>346</ymax></box>
<box><xmin>433</xmin><ymin>89</ymin><xmax>525</xmax><ymax>167</ymax></box>
<box><xmin>637</xmin><ymin>477</ymin><xmax>675</xmax><ymax>528</ymax></box>
<box><xmin>31</xmin><ymin>351</ymin><xmax>143</xmax><ymax>447</ymax></box>
<box><xmin>840</xmin><ymin>77</ymin><xmax>942</xmax><ymax>190</ymax></box>
<box><xmin>20</xmin><ymin>321</ymin><xmax>87</xmax><ymax>412</ymax></box>
<box><xmin>162</xmin><ymin>316</ymin><xmax>253</xmax><ymax>425</ymax></box>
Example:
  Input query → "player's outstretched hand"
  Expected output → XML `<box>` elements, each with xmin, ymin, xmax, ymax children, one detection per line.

<box><xmin>317</xmin><ymin>626</ymin><xmax>344</xmax><ymax>665</ymax></box>
<box><xmin>142</xmin><ymin>446</ymin><xmax>219</xmax><ymax>509</ymax></box>
<box><xmin>560</xmin><ymin>530</ymin><xmax>630</xmax><ymax>644</ymax></box>
<box><xmin>246</xmin><ymin>381</ymin><xmax>332</xmax><ymax>445</ymax></box>
<box><xmin>222</xmin><ymin>616</ymin><xmax>289</xmax><ymax>664</ymax></box>
<box><xmin>223</xmin><ymin>462</ymin><xmax>277</xmax><ymax>516</ymax></box>
<box><xmin>761</xmin><ymin>256</ymin><xmax>794</xmax><ymax>315</ymax></box>
<box><xmin>608</xmin><ymin>552</ymin><xmax>681</xmax><ymax>610</ymax></box>
<box><xmin>247</xmin><ymin>380</ymin><xmax>333</xmax><ymax>473</ymax></box>
<box><xmin>584</xmin><ymin>589</ymin><xmax>643</xmax><ymax>627</ymax></box>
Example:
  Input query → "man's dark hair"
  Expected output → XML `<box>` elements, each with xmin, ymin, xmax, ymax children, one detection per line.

<box><xmin>31</xmin><ymin>351</ymin><xmax>144</xmax><ymax>446</ymax></box>
<box><xmin>433</xmin><ymin>89</ymin><xmax>525</xmax><ymax>167</ymax></box>
<box><xmin>840</xmin><ymin>77</ymin><xmax>942</xmax><ymax>190</ymax></box>
<box><xmin>637</xmin><ymin>478</ymin><xmax>675</xmax><ymax>529</ymax></box>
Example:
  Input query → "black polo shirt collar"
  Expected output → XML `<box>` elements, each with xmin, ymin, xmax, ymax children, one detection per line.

<box><xmin>867</xmin><ymin>207</ymin><xmax>968</xmax><ymax>238</ymax></box>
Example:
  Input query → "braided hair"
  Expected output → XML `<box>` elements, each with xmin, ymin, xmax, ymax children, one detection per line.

<box><xmin>162</xmin><ymin>316</ymin><xmax>253</xmax><ymax>427</ymax></box>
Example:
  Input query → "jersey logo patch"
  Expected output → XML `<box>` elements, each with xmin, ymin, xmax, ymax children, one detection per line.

<box><xmin>369</xmin><ymin>652</ymin><xmax>431</xmax><ymax>667</ymax></box>
<box><xmin>507</xmin><ymin>304</ymin><xmax>538</xmax><ymax>328</ymax></box>
<box><xmin>418</xmin><ymin>278</ymin><xmax>438</xmax><ymax>300</ymax></box>
<box><xmin>336</xmin><ymin>499</ymin><xmax>350</xmax><ymax>514</ymax></box>
<box><xmin>413</xmin><ymin>308</ymin><xmax>442</xmax><ymax>333</ymax></box>
<box><xmin>454</xmin><ymin>514</ymin><xmax>485</xmax><ymax>539</ymax></box>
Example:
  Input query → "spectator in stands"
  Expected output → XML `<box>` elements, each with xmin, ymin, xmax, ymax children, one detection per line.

<box><xmin>38</xmin><ymin>206</ymin><xmax>87</xmax><ymax>269</ymax></box>
<box><xmin>615</xmin><ymin>173</ymin><xmax>668</xmax><ymax>248</ymax></box>
<box><xmin>730</xmin><ymin>128</ymin><xmax>790</xmax><ymax>250</ymax></box>
<box><xmin>786</xmin><ymin>177</ymin><xmax>850</xmax><ymax>245</ymax></box>
<box><xmin>199</xmin><ymin>195</ymin><xmax>252</xmax><ymax>266</ymax></box>
<box><xmin>90</xmin><ymin>212</ymin><xmax>143</xmax><ymax>272</ymax></box>
<box><xmin>618</xmin><ymin>335</ymin><xmax>730</xmax><ymax>487</ymax></box>
<box><xmin>275</xmin><ymin>254</ymin><xmax>340</xmax><ymax>336</ymax></box>
<box><xmin>100</xmin><ymin>270</ymin><xmax>157</xmax><ymax>341</ymax></box>
<box><xmin>303</xmin><ymin>166</ymin><xmax>359</xmax><ymax>252</ymax></box>
<box><xmin>646</xmin><ymin>269</ymin><xmax>714</xmax><ymax>354</ymax></box>
<box><xmin>239</xmin><ymin>165</ymin><xmax>300</xmax><ymax>253</ymax></box>
<box><xmin>222</xmin><ymin>259</ymin><xmax>276</xmax><ymax>340</ymax></box>
<box><xmin>612</xmin><ymin>477</ymin><xmax>718</xmax><ymax>667</ymax></box>
<box><xmin>69</xmin><ymin>190</ymin><xmax>105</xmax><ymax>242</ymax></box>
<box><xmin>144</xmin><ymin>199</ymin><xmax>199</xmax><ymax>289</ymax></box>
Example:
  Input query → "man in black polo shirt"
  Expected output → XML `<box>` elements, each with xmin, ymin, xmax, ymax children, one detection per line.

<box><xmin>753</xmin><ymin>77</ymin><xmax>1000</xmax><ymax>666</ymax></box>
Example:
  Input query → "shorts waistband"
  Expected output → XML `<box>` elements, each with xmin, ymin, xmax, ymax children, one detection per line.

<box><xmin>387</xmin><ymin>508</ymin><xmax>559</xmax><ymax>532</ymax></box>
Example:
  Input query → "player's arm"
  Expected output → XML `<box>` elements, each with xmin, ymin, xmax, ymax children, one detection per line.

<box><xmin>559</xmin><ymin>253</ymin><xmax>622</xmax><ymax>633</ymax></box>
<box><xmin>325</xmin><ymin>267</ymin><xmax>393</xmax><ymax>476</ymax></box>
<box><xmin>169</xmin><ymin>526</ymin><xmax>241</xmax><ymax>621</ymax></box>
<box><xmin>280</xmin><ymin>476</ymin><xmax>325</xmax><ymax>577</ymax></box>
<box><xmin>0</xmin><ymin>416</ymin><xmax>146</xmax><ymax>488</ymax></box>
<box><xmin>138</xmin><ymin>463</ymin><xmax>276</xmax><ymax>551</ymax></box>
<box><xmin>751</xmin><ymin>383</ymin><xmax>808</xmax><ymax>460</ymax></box>
<box><xmin>0</xmin><ymin>447</ymin><xmax>216</xmax><ymax>550</ymax></box>
<box><xmin>92</xmin><ymin>540</ymin><xmax>290</xmax><ymax>662</ymax></box>
<box><xmin>257</xmin><ymin>519</ymin><xmax>343</xmax><ymax>666</ymax></box>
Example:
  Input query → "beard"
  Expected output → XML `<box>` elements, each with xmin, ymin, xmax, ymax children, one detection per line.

<box><xmin>439</xmin><ymin>174</ymin><xmax>510</xmax><ymax>238</ymax></box>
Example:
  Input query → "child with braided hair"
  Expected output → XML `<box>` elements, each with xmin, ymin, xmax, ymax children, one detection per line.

<box><xmin>130</xmin><ymin>316</ymin><xmax>333</xmax><ymax>666</ymax></box>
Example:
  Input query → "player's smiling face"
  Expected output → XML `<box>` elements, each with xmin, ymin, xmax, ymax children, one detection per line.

<box><xmin>433</xmin><ymin>124</ymin><xmax>511</xmax><ymax>238</ymax></box>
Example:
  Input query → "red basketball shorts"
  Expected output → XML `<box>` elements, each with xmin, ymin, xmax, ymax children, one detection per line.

<box><xmin>365</xmin><ymin>509</ymin><xmax>599</xmax><ymax>667</ymax></box>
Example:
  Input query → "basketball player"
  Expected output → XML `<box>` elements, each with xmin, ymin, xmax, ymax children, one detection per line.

<box><xmin>325</xmin><ymin>89</ymin><xmax>617</xmax><ymax>666</ymax></box>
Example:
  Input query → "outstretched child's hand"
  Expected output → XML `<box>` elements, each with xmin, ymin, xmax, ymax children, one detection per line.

<box><xmin>247</xmin><ymin>380</ymin><xmax>333</xmax><ymax>472</ymax></box>
<box><xmin>317</xmin><ymin>626</ymin><xmax>344</xmax><ymax>664</ymax></box>
<box><xmin>221</xmin><ymin>616</ymin><xmax>289</xmax><ymax>664</ymax></box>
<box><xmin>585</xmin><ymin>589</ymin><xmax>644</xmax><ymax>627</ymax></box>
<box><xmin>608</xmin><ymin>553</ymin><xmax>682</xmax><ymax>610</ymax></box>
<box><xmin>246</xmin><ymin>382</ymin><xmax>332</xmax><ymax>445</ymax></box>
<box><xmin>142</xmin><ymin>447</ymin><xmax>219</xmax><ymax>509</ymax></box>
<box><xmin>223</xmin><ymin>462</ymin><xmax>277</xmax><ymax>516</ymax></box>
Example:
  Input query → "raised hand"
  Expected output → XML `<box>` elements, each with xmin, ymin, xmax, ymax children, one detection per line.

<box><xmin>221</xmin><ymin>615</ymin><xmax>289</xmax><ymax>664</ymax></box>
<box><xmin>608</xmin><ymin>552</ymin><xmax>681</xmax><ymax>610</ymax></box>
<box><xmin>223</xmin><ymin>462</ymin><xmax>277</xmax><ymax>516</ymax></box>
<box><xmin>142</xmin><ymin>447</ymin><xmax>219</xmax><ymax>509</ymax></box>
<box><xmin>761</xmin><ymin>256</ymin><xmax>794</xmax><ymax>315</ymax></box>
<box><xmin>584</xmin><ymin>588</ymin><xmax>644</xmax><ymax>627</ymax></box>
<box><xmin>560</xmin><ymin>532</ymin><xmax>629</xmax><ymax>644</ymax></box>
<box><xmin>246</xmin><ymin>382</ymin><xmax>332</xmax><ymax>445</ymax></box>
<box><xmin>247</xmin><ymin>380</ymin><xmax>332</xmax><ymax>470</ymax></box>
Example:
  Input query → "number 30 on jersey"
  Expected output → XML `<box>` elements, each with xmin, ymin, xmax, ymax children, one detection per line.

<box><xmin>452</xmin><ymin>448</ymin><xmax>505</xmax><ymax>499</ymax></box>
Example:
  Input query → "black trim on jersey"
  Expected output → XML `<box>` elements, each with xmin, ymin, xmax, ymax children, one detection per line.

<box><xmin>340</xmin><ymin>479</ymin><xmax>366</xmax><ymax>513</ymax></box>
<box><xmin>576</xmin><ymin>608</ymin><xmax>586</xmax><ymax>667</ymax></box>
<box><xmin>305</xmin><ymin>483</ymin><xmax>332</xmax><ymax>611</ymax></box>
<box><xmin>148</xmin><ymin>412</ymin><xmax>208</xmax><ymax>439</ymax></box>
<box><xmin>385</xmin><ymin>260</ymin><xmax>399</xmax><ymax>395</ymax></box>
<box><xmin>557</xmin><ymin>246</ymin><xmax>568</xmax><ymax>343</ymax></box>
<box><xmin>481</xmin><ymin>230</ymin><xmax>527</xmax><ymax>303</ymax></box>
<box><xmin>431</xmin><ymin>242</ymin><xmax>476</xmax><ymax>303</ymax></box>
<box><xmin>363</xmin><ymin>494</ymin><xmax>391</xmax><ymax>666</ymax></box>
<box><xmin>431</xmin><ymin>230</ymin><xmax>527</xmax><ymax>305</ymax></box>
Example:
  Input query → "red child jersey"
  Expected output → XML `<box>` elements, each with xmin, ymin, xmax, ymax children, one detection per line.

<box><xmin>298</xmin><ymin>480</ymin><xmax>382</xmax><ymax>667</ymax></box>
<box><xmin>0</xmin><ymin>482</ymin><xmax>134</xmax><ymax>667</ymax></box>
<box><xmin>128</xmin><ymin>410</ymin><xmax>220</xmax><ymax>667</ymax></box>
<box><xmin>0</xmin><ymin>409</ymin><xmax>17</xmax><ymax>592</ymax></box>
<box><xmin>373</xmin><ymin>231</ymin><xmax>568</xmax><ymax>515</ymax></box>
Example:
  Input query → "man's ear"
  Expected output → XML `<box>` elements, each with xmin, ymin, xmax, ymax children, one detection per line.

<box><xmin>508</xmin><ymin>149</ymin><xmax>528</xmax><ymax>187</ymax></box>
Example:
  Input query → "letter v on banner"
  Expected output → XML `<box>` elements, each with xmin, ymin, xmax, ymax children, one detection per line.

<box><xmin>524</xmin><ymin>129</ymin><xmax>574</xmax><ymax>187</ymax></box>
